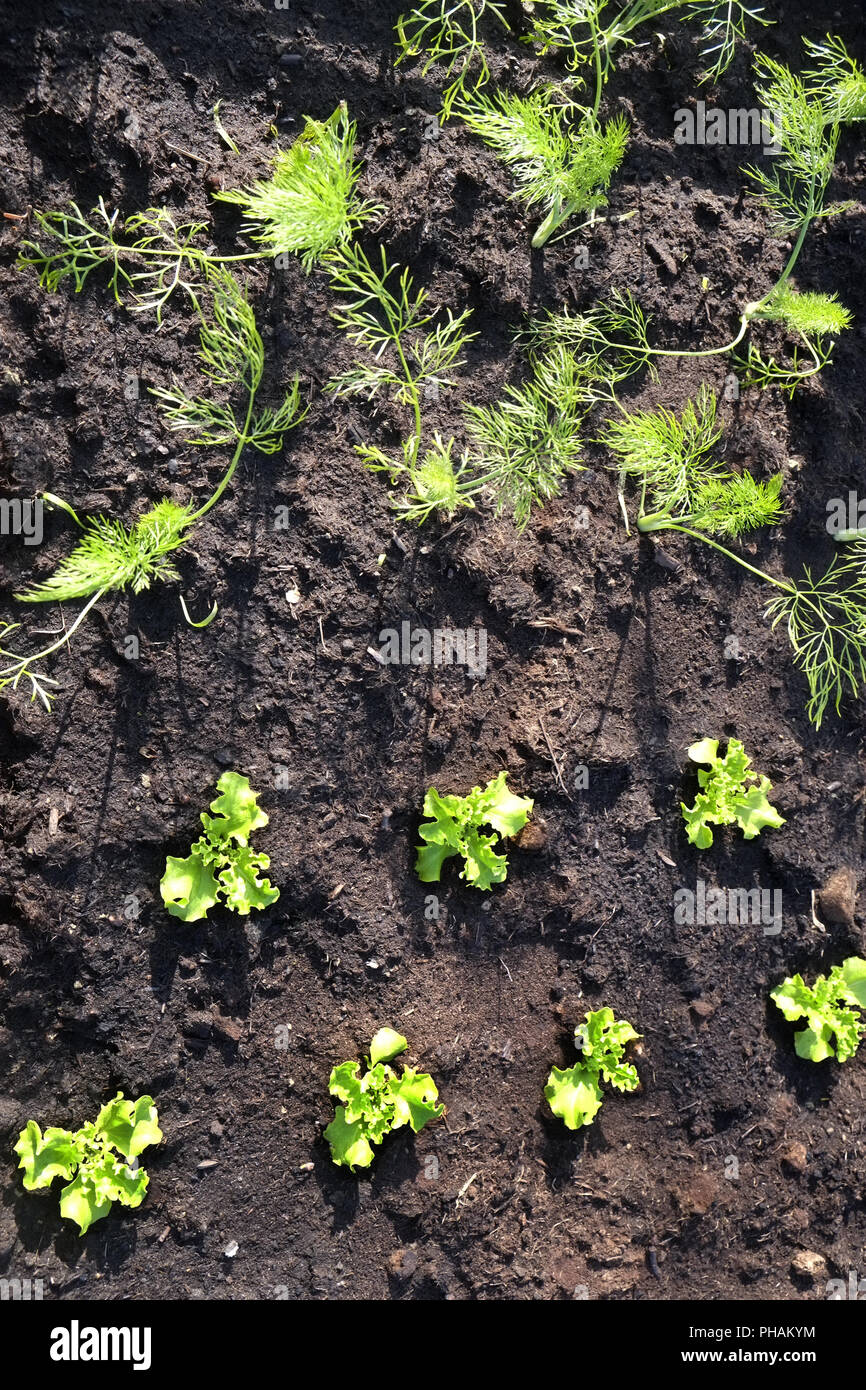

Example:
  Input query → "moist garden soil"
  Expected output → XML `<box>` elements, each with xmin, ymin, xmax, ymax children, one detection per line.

<box><xmin>0</xmin><ymin>0</ymin><xmax>865</xmax><ymax>1302</ymax></box>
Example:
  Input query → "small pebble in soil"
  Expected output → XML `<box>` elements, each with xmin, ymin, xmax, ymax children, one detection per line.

<box><xmin>791</xmin><ymin>1250</ymin><xmax>827</xmax><ymax>1282</ymax></box>
<box><xmin>223</xmin><ymin>1241</ymin><xmax>239</xmax><ymax>1258</ymax></box>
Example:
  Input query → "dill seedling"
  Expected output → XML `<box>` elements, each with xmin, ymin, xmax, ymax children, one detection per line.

<box><xmin>7</xmin><ymin>248</ymin><xmax>305</xmax><ymax>711</ymax></box>
<box><xmin>214</xmin><ymin>105</ymin><xmax>382</xmax><ymax>270</ymax></box>
<box><xmin>395</xmin><ymin>0</ymin><xmax>511</xmax><ymax>120</ymax></box>
<box><xmin>605</xmin><ymin>389</ymin><xmax>866</xmax><ymax>727</ymax></box>
<box><xmin>322</xmin><ymin>240</ymin><xmax>476</xmax><ymax>518</ymax></box>
<box><xmin>457</xmin><ymin>87</ymin><xmax>629</xmax><ymax>246</ymax></box>
<box><xmin>462</xmin><ymin>346</ymin><xmax>590</xmax><ymax>527</ymax></box>
<box><xmin>527</xmin><ymin>1</ymin><xmax>771</xmax><ymax>90</ymax></box>
<box><xmin>523</xmin><ymin>38</ymin><xmax>863</xmax><ymax>395</ymax></box>
<box><xmin>324</xmin><ymin>242</ymin><xmax>613</xmax><ymax>528</ymax></box>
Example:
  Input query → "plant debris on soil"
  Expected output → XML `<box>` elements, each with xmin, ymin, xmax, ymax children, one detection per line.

<box><xmin>0</xmin><ymin>0</ymin><xmax>865</xmax><ymax>1302</ymax></box>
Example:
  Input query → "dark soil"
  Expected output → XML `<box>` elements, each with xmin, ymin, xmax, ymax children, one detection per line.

<box><xmin>1</xmin><ymin>0</ymin><xmax>865</xmax><ymax>1302</ymax></box>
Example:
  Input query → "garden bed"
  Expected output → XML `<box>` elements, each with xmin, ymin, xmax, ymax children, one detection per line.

<box><xmin>0</xmin><ymin>0</ymin><xmax>864</xmax><ymax>1301</ymax></box>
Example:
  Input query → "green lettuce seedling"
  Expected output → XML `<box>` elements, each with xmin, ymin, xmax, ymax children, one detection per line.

<box><xmin>325</xmin><ymin>1029</ymin><xmax>444</xmax><ymax>1170</ymax></box>
<box><xmin>14</xmin><ymin>1093</ymin><xmax>162</xmax><ymax>1235</ymax></box>
<box><xmin>681</xmin><ymin>738</ymin><xmax>785</xmax><ymax>849</ymax></box>
<box><xmin>545</xmin><ymin>1008</ymin><xmax>640</xmax><ymax>1131</ymax></box>
<box><xmin>415</xmin><ymin>771</ymin><xmax>533</xmax><ymax>890</ymax></box>
<box><xmin>161</xmin><ymin>771</ymin><xmax>279</xmax><ymax>922</ymax></box>
<box><xmin>771</xmin><ymin>958</ymin><xmax>866</xmax><ymax>1062</ymax></box>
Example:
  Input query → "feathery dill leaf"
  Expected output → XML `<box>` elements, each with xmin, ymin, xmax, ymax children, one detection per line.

<box><xmin>522</xmin><ymin>290</ymin><xmax>655</xmax><ymax>389</ymax></box>
<box><xmin>766</xmin><ymin>540</ymin><xmax>866</xmax><ymax>728</ymax></box>
<box><xmin>754</xmin><ymin>285</ymin><xmax>853</xmax><ymax>339</ymax></box>
<box><xmin>743</xmin><ymin>50</ymin><xmax>852</xmax><ymax>239</ymax></box>
<box><xmin>215</xmin><ymin>106</ymin><xmax>381</xmax><ymax>270</ymax></box>
<box><xmin>396</xmin><ymin>0</ymin><xmax>510</xmax><ymax>119</ymax></box>
<box><xmin>803</xmin><ymin>34</ymin><xmax>866</xmax><ymax>124</ymax></box>
<box><xmin>526</xmin><ymin>1</ymin><xmax>769</xmax><ymax>84</ymax></box>
<box><xmin>463</xmin><ymin>346</ymin><xmax>588</xmax><ymax>529</ymax></box>
<box><xmin>602</xmin><ymin>383</ymin><xmax>724</xmax><ymax>514</ymax></box>
<box><xmin>688</xmin><ymin>472</ymin><xmax>786</xmax><ymax>538</ymax></box>
<box><xmin>457</xmin><ymin>88</ymin><xmax>628</xmax><ymax>246</ymax></box>
<box><xmin>16</xmin><ymin>500</ymin><xmax>194</xmax><ymax>604</ymax></box>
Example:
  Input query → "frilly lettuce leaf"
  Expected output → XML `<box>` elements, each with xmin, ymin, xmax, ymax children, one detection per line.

<box><xmin>388</xmin><ymin>1068</ymin><xmax>444</xmax><ymax>1133</ymax></box>
<box><xmin>94</xmin><ymin>1093</ymin><xmax>163</xmax><ymax>1160</ymax></box>
<box><xmin>15</xmin><ymin>1094</ymin><xmax>161</xmax><ymax>1235</ymax></box>
<box><xmin>370</xmin><ymin>1028</ymin><xmax>408</xmax><ymax>1065</ymax></box>
<box><xmin>160</xmin><ymin>850</ymin><xmax>221</xmax><ymax>922</ymax></box>
<box><xmin>200</xmin><ymin>770</ymin><xmax>269</xmax><ymax>845</ymax></box>
<box><xmin>481</xmin><ymin>770</ymin><xmax>534</xmax><ymax>838</ymax></box>
<box><xmin>544</xmin><ymin>1067</ymin><xmax>603</xmax><ymax>1130</ymax></box>
<box><xmin>324</xmin><ymin>1107</ymin><xmax>376</xmax><ymax>1170</ymax></box>
<box><xmin>218</xmin><ymin>847</ymin><xmax>279</xmax><ymax>915</ymax></box>
<box><xmin>682</xmin><ymin>737</ymin><xmax>784</xmax><ymax>848</ymax></box>
<box><xmin>59</xmin><ymin>1171</ymin><xmax>114</xmax><ymax>1235</ymax></box>
<box><xmin>415</xmin><ymin>772</ymin><xmax>533</xmax><ymax>890</ymax></box>
<box><xmin>14</xmin><ymin>1122</ymin><xmax>79</xmax><ymax>1190</ymax></box>
<box><xmin>59</xmin><ymin>1155</ymin><xmax>149</xmax><ymax>1235</ymax></box>
<box><xmin>546</xmin><ymin>1007</ymin><xmax>641</xmax><ymax>1130</ymax></box>
<box><xmin>325</xmin><ymin>1033</ymin><xmax>443</xmax><ymax>1168</ymax></box>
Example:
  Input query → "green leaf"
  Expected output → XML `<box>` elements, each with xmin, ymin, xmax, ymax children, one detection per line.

<box><xmin>328</xmin><ymin>1060</ymin><xmax>366</xmax><ymax>1114</ymax></box>
<box><xmin>793</xmin><ymin>1023</ymin><xmax>835</xmax><ymax>1064</ymax></box>
<box><xmin>218</xmin><ymin>847</ymin><xmax>279</xmax><ymax>915</ymax></box>
<box><xmin>575</xmin><ymin>1008</ymin><xmax>641</xmax><ymax>1090</ymax></box>
<box><xmin>201</xmin><ymin>771</ymin><xmax>269</xmax><ymax>845</ymax></box>
<box><xmin>370</xmin><ymin>1028</ymin><xmax>408</xmax><ymax>1065</ymax></box>
<box><xmin>415</xmin><ymin>773</ymin><xmax>531</xmax><ymax>890</ymax></box>
<box><xmin>160</xmin><ymin>849</ymin><xmax>221</xmax><ymax>922</ymax></box>
<box><xmin>59</xmin><ymin>1171</ymin><xmax>113</xmax><ymax>1235</ymax></box>
<box><xmin>415</xmin><ymin>840</ymin><xmax>460</xmax><ymax>882</ymax></box>
<box><xmin>732</xmin><ymin>781</ymin><xmax>787</xmax><ymax>839</ymax></box>
<box><xmin>162</xmin><ymin>774</ymin><xmax>279</xmax><ymax>922</ymax></box>
<box><xmin>326</xmin><ymin>1036</ymin><xmax>443</xmax><ymax>1168</ymax></box>
<box><xmin>387</xmin><ymin>1068</ymin><xmax>444</xmax><ymax>1133</ymax></box>
<box><xmin>841</xmin><ymin>957</ymin><xmax>866</xmax><ymax>1008</ymax></box>
<box><xmin>460</xmin><ymin>829</ymin><xmax>508</xmax><ymax>890</ymax></box>
<box><xmin>93</xmin><ymin>1093</ymin><xmax>163</xmax><ymax>1161</ymax></box>
<box><xmin>13</xmin><ymin>1122</ymin><xmax>79</xmax><ymax>1190</ymax></box>
<box><xmin>771</xmin><ymin>961</ymin><xmax>866</xmax><ymax>1063</ymax></box>
<box><xmin>479</xmin><ymin>770</ymin><xmax>534</xmax><ymax>838</ymax></box>
<box><xmin>544</xmin><ymin>1066</ymin><xmax>603</xmax><ymax>1130</ymax></box>
<box><xmin>324</xmin><ymin>1107</ymin><xmax>376</xmax><ymax>1170</ymax></box>
<box><xmin>215</xmin><ymin>106</ymin><xmax>381</xmax><ymax>270</ymax></box>
<box><xmin>770</xmin><ymin>973</ymin><xmax>813</xmax><ymax>1022</ymax></box>
<box><xmin>682</xmin><ymin>738</ymin><xmax>784</xmax><ymax>849</ymax></box>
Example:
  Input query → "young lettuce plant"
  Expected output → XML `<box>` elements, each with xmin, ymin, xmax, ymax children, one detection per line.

<box><xmin>160</xmin><ymin>772</ymin><xmax>279</xmax><ymax>922</ymax></box>
<box><xmin>605</xmin><ymin>387</ymin><xmax>866</xmax><ymax>727</ymax></box>
<box><xmin>681</xmin><ymin>737</ymin><xmax>785</xmax><ymax>848</ymax></box>
<box><xmin>395</xmin><ymin>0</ymin><xmax>511</xmax><ymax>120</ymax></box>
<box><xmin>14</xmin><ymin>1094</ymin><xmax>162</xmax><ymax>1235</ymax></box>
<box><xmin>325</xmin><ymin>1028</ymin><xmax>444</xmax><ymax>1170</ymax></box>
<box><xmin>771</xmin><ymin>958</ymin><xmax>866</xmax><ymax>1063</ymax></box>
<box><xmin>545</xmin><ymin>1007</ymin><xmax>640</xmax><ymax>1131</ymax></box>
<box><xmin>456</xmin><ymin>86</ymin><xmax>629</xmax><ymax>247</ymax></box>
<box><xmin>415</xmin><ymin>771</ymin><xmax>533</xmax><ymax>890</ymax></box>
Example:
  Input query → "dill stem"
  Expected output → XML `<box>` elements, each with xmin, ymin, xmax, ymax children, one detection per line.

<box><xmin>185</xmin><ymin>389</ymin><xmax>258</xmax><ymax>524</ymax></box>
<box><xmin>1</xmin><ymin>588</ymin><xmax>107</xmax><ymax>674</ymax></box>
<box><xmin>589</xmin><ymin>13</ymin><xmax>603</xmax><ymax>121</ymax></box>
<box><xmin>637</xmin><ymin>517</ymin><xmax>794</xmax><ymax>593</ymax></box>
